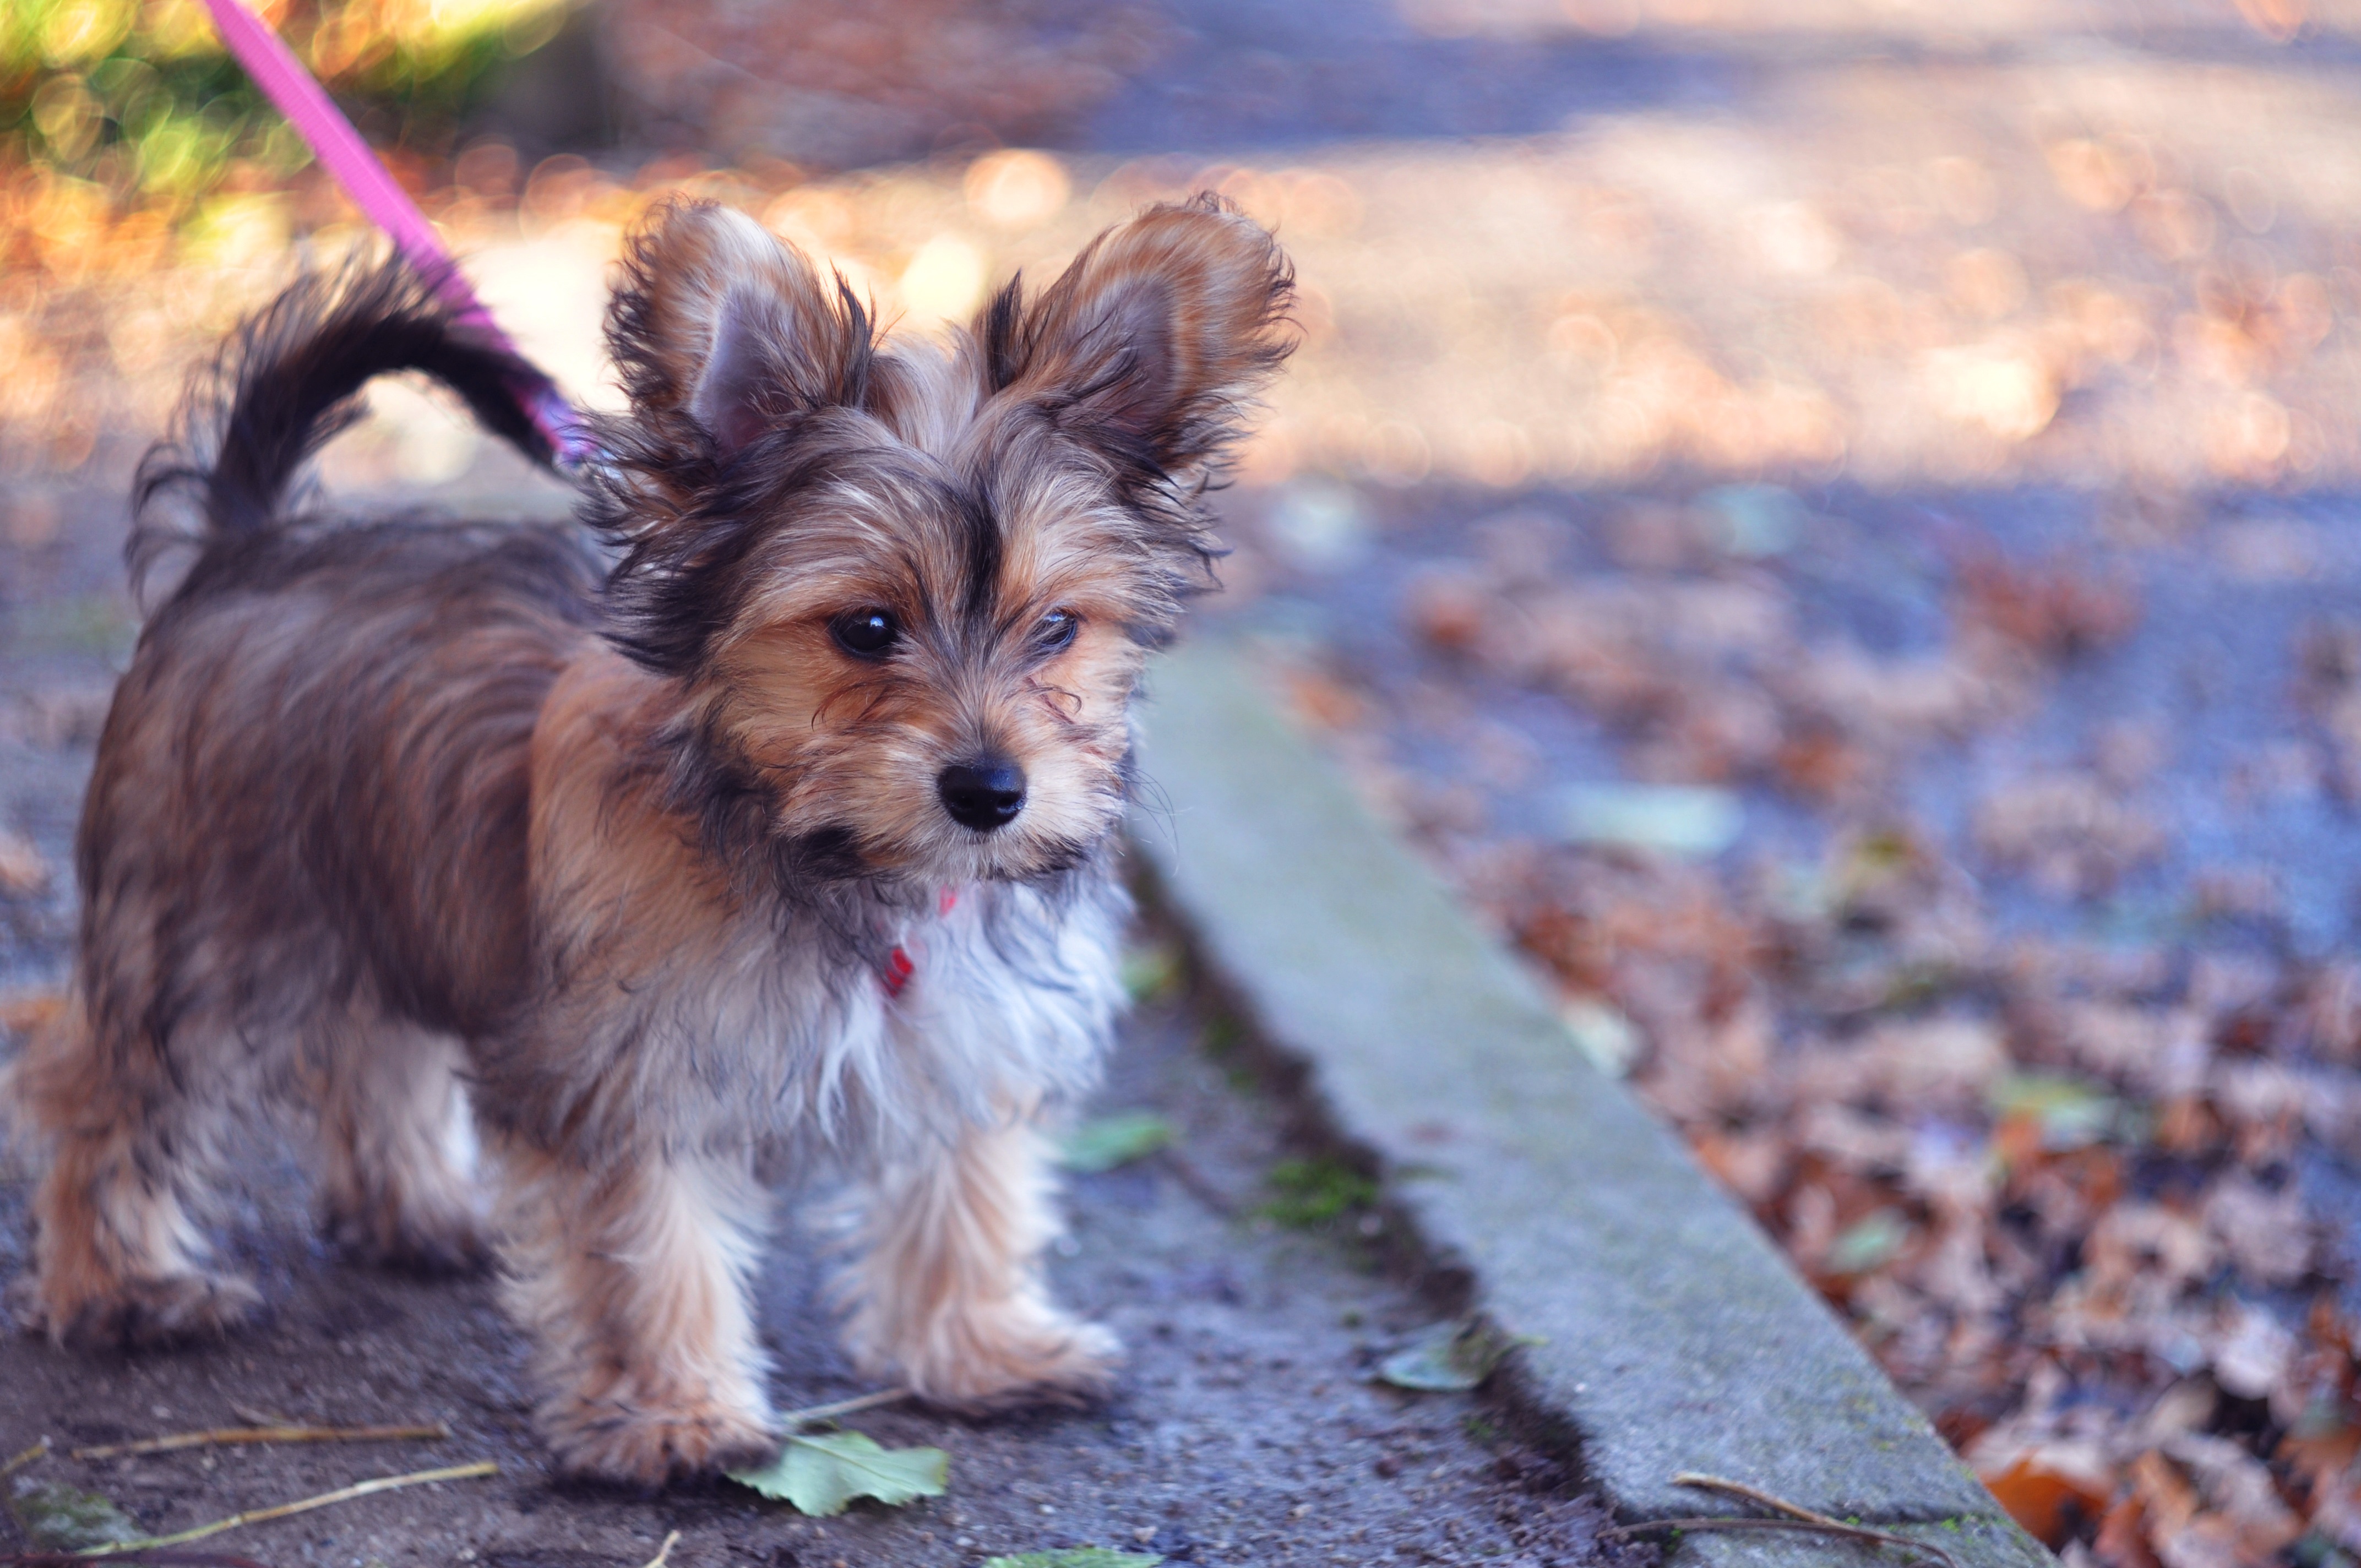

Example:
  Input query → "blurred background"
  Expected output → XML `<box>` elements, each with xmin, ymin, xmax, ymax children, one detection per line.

<box><xmin>13</xmin><ymin>1</ymin><xmax>2361</xmax><ymax>1563</ymax></box>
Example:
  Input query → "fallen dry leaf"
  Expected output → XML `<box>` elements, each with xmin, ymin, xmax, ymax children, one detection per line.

<box><xmin>1983</xmin><ymin>1446</ymin><xmax>2117</xmax><ymax>1549</ymax></box>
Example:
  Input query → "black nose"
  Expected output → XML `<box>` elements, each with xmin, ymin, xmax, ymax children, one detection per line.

<box><xmin>937</xmin><ymin>759</ymin><xmax>1026</xmax><ymax>832</ymax></box>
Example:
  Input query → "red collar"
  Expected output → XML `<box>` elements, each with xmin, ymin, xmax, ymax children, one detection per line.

<box><xmin>880</xmin><ymin>888</ymin><xmax>959</xmax><ymax>998</ymax></box>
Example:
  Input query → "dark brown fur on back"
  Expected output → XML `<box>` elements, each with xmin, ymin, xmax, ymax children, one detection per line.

<box><xmin>81</xmin><ymin>520</ymin><xmax>601</xmax><ymax>1050</ymax></box>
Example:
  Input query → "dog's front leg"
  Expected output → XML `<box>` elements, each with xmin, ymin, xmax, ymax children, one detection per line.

<box><xmin>495</xmin><ymin>1133</ymin><xmax>778</xmax><ymax>1484</ymax></box>
<box><xmin>838</xmin><ymin>1109</ymin><xmax>1119</xmax><ymax>1408</ymax></box>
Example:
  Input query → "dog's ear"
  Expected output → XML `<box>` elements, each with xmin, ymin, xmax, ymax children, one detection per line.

<box><xmin>988</xmin><ymin>195</ymin><xmax>1294</xmax><ymax>481</ymax></box>
<box><xmin>607</xmin><ymin>199</ymin><xmax>872</xmax><ymax>459</ymax></box>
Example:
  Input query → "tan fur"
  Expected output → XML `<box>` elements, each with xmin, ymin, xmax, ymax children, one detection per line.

<box><xmin>835</xmin><ymin>1109</ymin><xmax>1118</xmax><ymax>1405</ymax></box>
<box><xmin>494</xmin><ymin>1131</ymin><xmax>777</xmax><ymax>1482</ymax></box>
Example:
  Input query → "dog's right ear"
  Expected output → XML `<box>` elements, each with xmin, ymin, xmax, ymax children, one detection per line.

<box><xmin>606</xmin><ymin>199</ymin><xmax>873</xmax><ymax>460</ymax></box>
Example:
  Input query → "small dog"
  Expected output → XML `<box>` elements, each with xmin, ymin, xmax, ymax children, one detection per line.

<box><xmin>13</xmin><ymin>194</ymin><xmax>1292</xmax><ymax>1483</ymax></box>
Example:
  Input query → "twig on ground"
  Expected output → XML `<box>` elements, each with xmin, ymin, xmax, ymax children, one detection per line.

<box><xmin>3</xmin><ymin>1551</ymin><xmax>271</xmax><ymax>1567</ymax></box>
<box><xmin>1673</xmin><ymin>1470</ymin><xmax>1862</xmax><ymax>1527</ymax></box>
<box><xmin>74</xmin><ymin>1460</ymin><xmax>497</xmax><ymax>1556</ymax></box>
<box><xmin>1</xmin><ymin>1438</ymin><xmax>51</xmax><ymax>1479</ymax></box>
<box><xmin>774</xmin><ymin>1389</ymin><xmax>909</xmax><ymax>1429</ymax></box>
<box><xmin>72</xmin><ymin>1425</ymin><xmax>448</xmax><ymax>1461</ymax></box>
<box><xmin>640</xmin><ymin>1529</ymin><xmax>681</xmax><ymax>1568</ymax></box>
<box><xmin>225</xmin><ymin>1408</ymin><xmax>295</xmax><ymax>1432</ymax></box>
<box><xmin>1597</xmin><ymin>1472</ymin><xmax>1961</xmax><ymax>1568</ymax></box>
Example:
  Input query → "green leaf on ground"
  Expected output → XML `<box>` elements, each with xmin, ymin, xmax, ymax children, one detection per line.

<box><xmin>1259</xmin><ymin>1157</ymin><xmax>1378</xmax><ymax>1228</ymax></box>
<box><xmin>1119</xmin><ymin>943</ymin><xmax>1184</xmax><ymax>1003</ymax></box>
<box><xmin>1989</xmin><ymin>1073</ymin><xmax>2121</xmax><ymax>1150</ymax></box>
<box><xmin>983</xmin><ymin>1551</ymin><xmax>1164</xmax><ymax>1567</ymax></box>
<box><xmin>1559</xmin><ymin>996</ymin><xmax>1641</xmax><ymax>1077</ymax></box>
<box><xmin>1826</xmin><ymin>1207</ymin><xmax>1914</xmax><ymax>1275</ymax></box>
<box><xmin>1560</xmin><ymin>783</ymin><xmax>1743</xmax><ymax>858</ymax></box>
<box><xmin>1063</xmin><ymin>1111</ymin><xmax>1178</xmax><ymax>1173</ymax></box>
<box><xmin>1377</xmin><ymin>1318</ymin><xmax>1535</xmax><ymax>1392</ymax></box>
<box><xmin>7</xmin><ymin>1477</ymin><xmax>144</xmax><ymax>1549</ymax></box>
<box><xmin>727</xmin><ymin>1431</ymin><xmax>948</xmax><ymax>1517</ymax></box>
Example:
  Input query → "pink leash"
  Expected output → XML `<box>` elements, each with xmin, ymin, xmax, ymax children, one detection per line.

<box><xmin>199</xmin><ymin>0</ymin><xmax>595</xmax><ymax>469</ymax></box>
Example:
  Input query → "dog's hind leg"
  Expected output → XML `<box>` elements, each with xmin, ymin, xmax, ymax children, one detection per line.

<box><xmin>315</xmin><ymin>1017</ymin><xmax>489</xmax><ymax>1276</ymax></box>
<box><xmin>836</xmin><ymin>1110</ymin><xmax>1120</xmax><ymax>1408</ymax></box>
<box><xmin>493</xmin><ymin>1134</ymin><xmax>779</xmax><ymax>1484</ymax></box>
<box><xmin>15</xmin><ymin>997</ymin><xmax>263</xmax><ymax>1349</ymax></box>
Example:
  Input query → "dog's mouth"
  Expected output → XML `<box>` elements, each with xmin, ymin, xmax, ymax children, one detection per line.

<box><xmin>913</xmin><ymin>820</ymin><xmax>1106</xmax><ymax>887</ymax></box>
<box><xmin>774</xmin><ymin>816</ymin><xmax>1103</xmax><ymax>894</ymax></box>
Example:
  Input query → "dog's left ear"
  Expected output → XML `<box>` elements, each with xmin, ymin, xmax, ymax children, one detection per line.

<box><xmin>607</xmin><ymin>198</ymin><xmax>873</xmax><ymax>461</ymax></box>
<box><xmin>988</xmin><ymin>194</ymin><xmax>1294</xmax><ymax>481</ymax></box>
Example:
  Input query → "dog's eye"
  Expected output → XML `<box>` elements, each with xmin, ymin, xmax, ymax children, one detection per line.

<box><xmin>1036</xmin><ymin>609</ymin><xmax>1080</xmax><ymax>653</ymax></box>
<box><xmin>830</xmin><ymin>608</ymin><xmax>900</xmax><ymax>658</ymax></box>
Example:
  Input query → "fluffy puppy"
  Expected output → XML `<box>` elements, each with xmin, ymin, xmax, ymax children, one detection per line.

<box><xmin>13</xmin><ymin>194</ymin><xmax>1293</xmax><ymax>1484</ymax></box>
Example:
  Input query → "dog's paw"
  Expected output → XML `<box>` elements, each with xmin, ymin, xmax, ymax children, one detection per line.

<box><xmin>885</xmin><ymin>1303</ymin><xmax>1124</xmax><ymax>1410</ymax></box>
<box><xmin>32</xmin><ymin>1271</ymin><xmax>265</xmax><ymax>1351</ymax></box>
<box><xmin>4</xmin><ymin>1273</ymin><xmax>48</xmax><ymax>1334</ymax></box>
<box><xmin>542</xmin><ymin>1400</ymin><xmax>779</xmax><ymax>1487</ymax></box>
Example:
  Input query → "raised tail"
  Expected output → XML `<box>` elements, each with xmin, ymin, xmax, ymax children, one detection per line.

<box><xmin>130</xmin><ymin>255</ymin><xmax>561</xmax><ymax>602</ymax></box>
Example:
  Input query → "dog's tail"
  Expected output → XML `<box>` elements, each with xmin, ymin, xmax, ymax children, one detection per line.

<box><xmin>130</xmin><ymin>255</ymin><xmax>559</xmax><ymax>604</ymax></box>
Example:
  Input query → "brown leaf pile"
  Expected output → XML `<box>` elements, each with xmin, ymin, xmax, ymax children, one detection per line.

<box><xmin>1288</xmin><ymin>493</ymin><xmax>2361</xmax><ymax>1566</ymax></box>
<box><xmin>1400</xmin><ymin>503</ymin><xmax>2134</xmax><ymax>804</ymax></box>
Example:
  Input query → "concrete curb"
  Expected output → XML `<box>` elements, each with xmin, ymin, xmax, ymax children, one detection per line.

<box><xmin>1128</xmin><ymin>638</ymin><xmax>2052</xmax><ymax>1568</ymax></box>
